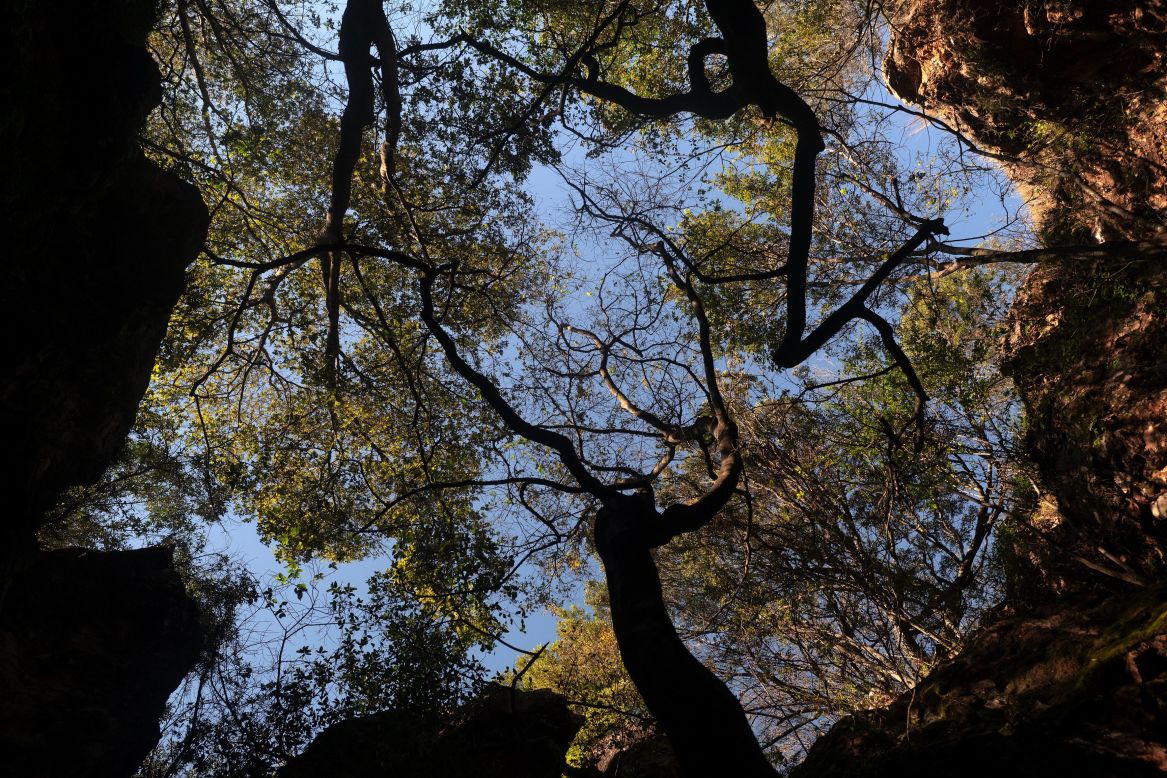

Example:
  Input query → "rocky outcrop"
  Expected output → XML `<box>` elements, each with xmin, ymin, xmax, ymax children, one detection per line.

<box><xmin>1001</xmin><ymin>258</ymin><xmax>1167</xmax><ymax>596</ymax></box>
<box><xmin>280</xmin><ymin>685</ymin><xmax>583</xmax><ymax>777</ymax></box>
<box><xmin>796</xmin><ymin>586</ymin><xmax>1167</xmax><ymax>776</ymax></box>
<box><xmin>796</xmin><ymin>1</ymin><xmax>1167</xmax><ymax>774</ymax></box>
<box><xmin>882</xmin><ymin>0</ymin><xmax>1167</xmax><ymax>601</ymax></box>
<box><xmin>0</xmin><ymin>0</ymin><xmax>208</xmax><ymax>569</ymax></box>
<box><xmin>0</xmin><ymin>546</ymin><xmax>205</xmax><ymax>777</ymax></box>
<box><xmin>884</xmin><ymin>0</ymin><xmax>1167</xmax><ymax>243</ymax></box>
<box><xmin>0</xmin><ymin>0</ymin><xmax>209</xmax><ymax>774</ymax></box>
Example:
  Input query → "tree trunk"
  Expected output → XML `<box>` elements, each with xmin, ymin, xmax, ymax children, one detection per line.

<box><xmin>595</xmin><ymin>495</ymin><xmax>776</xmax><ymax>777</ymax></box>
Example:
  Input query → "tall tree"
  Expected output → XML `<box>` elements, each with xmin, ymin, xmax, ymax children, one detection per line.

<box><xmin>111</xmin><ymin>0</ymin><xmax>1040</xmax><ymax>773</ymax></box>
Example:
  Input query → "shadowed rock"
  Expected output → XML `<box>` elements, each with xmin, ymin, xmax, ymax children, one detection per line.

<box><xmin>0</xmin><ymin>0</ymin><xmax>209</xmax><ymax>571</ymax></box>
<box><xmin>0</xmin><ymin>547</ymin><xmax>205</xmax><ymax>777</ymax></box>
<box><xmin>280</xmin><ymin>685</ymin><xmax>583</xmax><ymax>778</ymax></box>
<box><xmin>0</xmin><ymin>0</ymin><xmax>210</xmax><ymax>774</ymax></box>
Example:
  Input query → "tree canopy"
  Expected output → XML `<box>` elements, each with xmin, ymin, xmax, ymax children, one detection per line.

<box><xmin>51</xmin><ymin>1</ymin><xmax>1040</xmax><ymax>774</ymax></box>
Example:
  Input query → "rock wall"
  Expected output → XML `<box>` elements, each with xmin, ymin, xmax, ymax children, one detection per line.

<box><xmin>795</xmin><ymin>587</ymin><xmax>1167</xmax><ymax>776</ymax></box>
<box><xmin>0</xmin><ymin>0</ymin><xmax>208</xmax><ymax>568</ymax></box>
<box><xmin>882</xmin><ymin>0</ymin><xmax>1167</xmax><ymax>597</ymax></box>
<box><xmin>884</xmin><ymin>0</ymin><xmax>1167</xmax><ymax>243</ymax></box>
<box><xmin>0</xmin><ymin>546</ymin><xmax>205</xmax><ymax>777</ymax></box>
<box><xmin>1002</xmin><ymin>258</ymin><xmax>1167</xmax><ymax>596</ymax></box>
<box><xmin>795</xmin><ymin>1</ymin><xmax>1167</xmax><ymax>774</ymax></box>
<box><xmin>0</xmin><ymin>0</ymin><xmax>209</xmax><ymax>774</ymax></box>
<box><xmin>280</xmin><ymin>685</ymin><xmax>583</xmax><ymax>778</ymax></box>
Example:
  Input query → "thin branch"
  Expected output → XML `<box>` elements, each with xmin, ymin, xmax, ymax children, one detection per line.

<box><xmin>416</xmin><ymin>268</ymin><xmax>612</xmax><ymax>498</ymax></box>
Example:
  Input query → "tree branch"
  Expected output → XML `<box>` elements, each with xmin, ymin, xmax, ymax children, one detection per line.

<box><xmin>773</xmin><ymin>218</ymin><xmax>948</xmax><ymax>368</ymax></box>
<box><xmin>416</xmin><ymin>268</ymin><xmax>612</xmax><ymax>498</ymax></box>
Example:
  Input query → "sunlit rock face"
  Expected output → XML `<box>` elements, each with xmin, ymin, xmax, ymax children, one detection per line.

<box><xmin>884</xmin><ymin>0</ymin><xmax>1167</xmax><ymax>243</ymax></box>
<box><xmin>0</xmin><ymin>0</ymin><xmax>209</xmax><ymax>774</ymax></box>
<box><xmin>280</xmin><ymin>685</ymin><xmax>584</xmax><ymax>778</ymax></box>
<box><xmin>1002</xmin><ymin>258</ymin><xmax>1167</xmax><ymax>597</ymax></box>
<box><xmin>881</xmin><ymin>0</ymin><xmax>1167</xmax><ymax>597</ymax></box>
<box><xmin>794</xmin><ymin>2</ymin><xmax>1167</xmax><ymax>775</ymax></box>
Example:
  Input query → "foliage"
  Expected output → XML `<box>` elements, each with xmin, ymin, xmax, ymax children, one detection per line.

<box><xmin>518</xmin><ymin>581</ymin><xmax>650</xmax><ymax>769</ymax></box>
<box><xmin>138</xmin><ymin>567</ymin><xmax>486</xmax><ymax>777</ymax></box>
<box><xmin>656</xmin><ymin>268</ymin><xmax>1021</xmax><ymax>761</ymax></box>
<box><xmin>49</xmin><ymin>0</ymin><xmax>1037</xmax><ymax>771</ymax></box>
